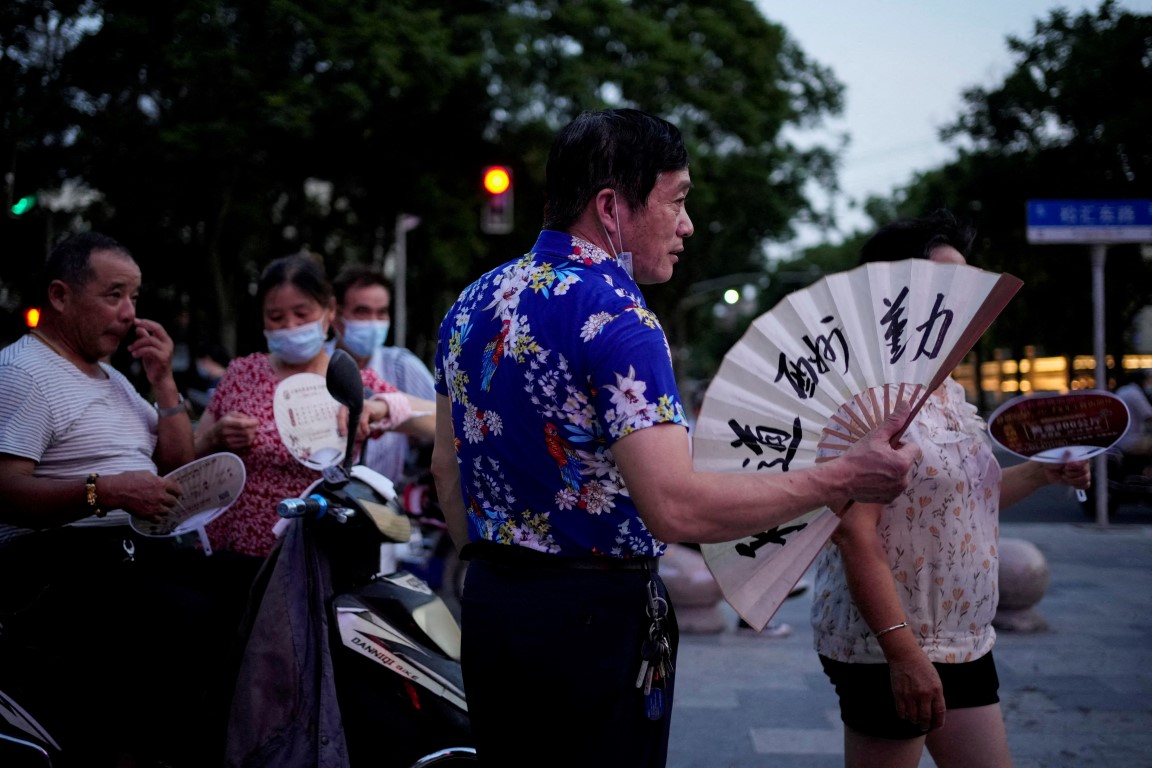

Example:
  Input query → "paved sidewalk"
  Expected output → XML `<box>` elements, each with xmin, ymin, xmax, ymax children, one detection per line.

<box><xmin>666</xmin><ymin>522</ymin><xmax>1152</xmax><ymax>768</ymax></box>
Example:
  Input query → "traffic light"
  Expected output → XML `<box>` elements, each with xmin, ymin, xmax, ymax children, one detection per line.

<box><xmin>480</xmin><ymin>165</ymin><xmax>513</xmax><ymax>235</ymax></box>
<box><xmin>9</xmin><ymin>193</ymin><xmax>36</xmax><ymax>218</ymax></box>
<box><xmin>25</xmin><ymin>308</ymin><xmax>40</xmax><ymax>328</ymax></box>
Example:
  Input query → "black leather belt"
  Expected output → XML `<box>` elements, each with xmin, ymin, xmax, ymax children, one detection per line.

<box><xmin>0</xmin><ymin>525</ymin><xmax>198</xmax><ymax>571</ymax></box>
<box><xmin>461</xmin><ymin>540</ymin><xmax>658</xmax><ymax>571</ymax></box>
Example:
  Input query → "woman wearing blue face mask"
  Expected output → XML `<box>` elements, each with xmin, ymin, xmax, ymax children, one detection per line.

<box><xmin>193</xmin><ymin>254</ymin><xmax>411</xmax><ymax>560</ymax></box>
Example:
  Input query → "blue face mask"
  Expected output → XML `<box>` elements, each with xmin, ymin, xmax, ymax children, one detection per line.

<box><xmin>341</xmin><ymin>319</ymin><xmax>390</xmax><ymax>358</ymax></box>
<box><xmin>265</xmin><ymin>319</ymin><xmax>327</xmax><ymax>364</ymax></box>
<box><xmin>602</xmin><ymin>190</ymin><xmax>634</xmax><ymax>279</ymax></box>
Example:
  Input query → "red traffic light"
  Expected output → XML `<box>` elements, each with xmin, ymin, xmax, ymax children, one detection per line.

<box><xmin>483</xmin><ymin>166</ymin><xmax>511</xmax><ymax>196</ymax></box>
<box><xmin>481</xmin><ymin>166</ymin><xmax>514</xmax><ymax>235</ymax></box>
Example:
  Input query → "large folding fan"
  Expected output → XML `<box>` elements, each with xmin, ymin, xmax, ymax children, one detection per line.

<box><xmin>692</xmin><ymin>259</ymin><xmax>1023</xmax><ymax>631</ymax></box>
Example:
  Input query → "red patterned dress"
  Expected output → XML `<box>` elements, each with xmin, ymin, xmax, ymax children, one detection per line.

<box><xmin>204</xmin><ymin>353</ymin><xmax>395</xmax><ymax>558</ymax></box>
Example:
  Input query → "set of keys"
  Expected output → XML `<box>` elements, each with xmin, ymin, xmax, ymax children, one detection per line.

<box><xmin>635</xmin><ymin>578</ymin><xmax>673</xmax><ymax>720</ymax></box>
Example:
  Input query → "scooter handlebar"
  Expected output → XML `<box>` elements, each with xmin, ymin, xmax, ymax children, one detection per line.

<box><xmin>277</xmin><ymin>494</ymin><xmax>330</xmax><ymax>520</ymax></box>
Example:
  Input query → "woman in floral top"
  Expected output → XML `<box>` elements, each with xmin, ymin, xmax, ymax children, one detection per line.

<box><xmin>810</xmin><ymin>211</ymin><xmax>1091</xmax><ymax>768</ymax></box>
<box><xmin>194</xmin><ymin>255</ymin><xmax>432</xmax><ymax>560</ymax></box>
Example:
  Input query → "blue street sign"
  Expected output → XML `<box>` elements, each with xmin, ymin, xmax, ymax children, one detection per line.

<box><xmin>1026</xmin><ymin>199</ymin><xmax>1152</xmax><ymax>244</ymax></box>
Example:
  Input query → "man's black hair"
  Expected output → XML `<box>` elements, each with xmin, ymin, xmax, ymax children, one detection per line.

<box><xmin>333</xmin><ymin>264</ymin><xmax>394</xmax><ymax>306</ymax></box>
<box><xmin>41</xmin><ymin>231</ymin><xmax>133</xmax><ymax>301</ymax></box>
<box><xmin>542</xmin><ymin>108</ymin><xmax>689</xmax><ymax>231</ymax></box>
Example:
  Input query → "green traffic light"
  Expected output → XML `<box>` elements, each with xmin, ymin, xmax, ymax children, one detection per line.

<box><xmin>10</xmin><ymin>194</ymin><xmax>36</xmax><ymax>216</ymax></box>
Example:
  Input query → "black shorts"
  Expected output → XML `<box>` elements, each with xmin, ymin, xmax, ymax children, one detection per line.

<box><xmin>819</xmin><ymin>651</ymin><xmax>1001</xmax><ymax>740</ymax></box>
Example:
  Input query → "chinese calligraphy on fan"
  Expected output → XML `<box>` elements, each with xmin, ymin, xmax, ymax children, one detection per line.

<box><xmin>734</xmin><ymin>522</ymin><xmax>809</xmax><ymax>558</ymax></box>
<box><xmin>774</xmin><ymin>316</ymin><xmax>849</xmax><ymax>399</ymax></box>
<box><xmin>726</xmin><ymin>416</ymin><xmax>803</xmax><ymax>471</ymax></box>
<box><xmin>880</xmin><ymin>286</ymin><xmax>954</xmax><ymax>365</ymax></box>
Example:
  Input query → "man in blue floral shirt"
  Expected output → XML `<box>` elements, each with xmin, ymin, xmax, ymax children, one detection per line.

<box><xmin>431</xmin><ymin>108</ymin><xmax>919</xmax><ymax>766</ymax></box>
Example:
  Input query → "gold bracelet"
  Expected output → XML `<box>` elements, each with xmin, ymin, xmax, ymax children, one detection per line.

<box><xmin>874</xmin><ymin>621</ymin><xmax>908</xmax><ymax>638</ymax></box>
<box><xmin>85</xmin><ymin>473</ymin><xmax>105</xmax><ymax>518</ymax></box>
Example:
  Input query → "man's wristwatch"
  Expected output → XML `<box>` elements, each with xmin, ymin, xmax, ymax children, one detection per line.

<box><xmin>155</xmin><ymin>393</ymin><xmax>187</xmax><ymax>418</ymax></box>
<box><xmin>86</xmin><ymin>473</ymin><xmax>105</xmax><ymax>518</ymax></box>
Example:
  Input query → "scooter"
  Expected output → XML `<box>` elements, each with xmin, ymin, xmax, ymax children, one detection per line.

<box><xmin>393</xmin><ymin>465</ymin><xmax>468</xmax><ymax>609</ymax></box>
<box><xmin>0</xmin><ymin>687</ymin><xmax>60</xmax><ymax>767</ymax></box>
<box><xmin>225</xmin><ymin>350</ymin><xmax>474</xmax><ymax>767</ymax></box>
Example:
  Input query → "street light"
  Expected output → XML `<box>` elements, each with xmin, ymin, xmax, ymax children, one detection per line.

<box><xmin>672</xmin><ymin>272</ymin><xmax>771</xmax><ymax>379</ymax></box>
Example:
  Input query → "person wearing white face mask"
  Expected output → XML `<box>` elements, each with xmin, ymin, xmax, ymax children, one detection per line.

<box><xmin>332</xmin><ymin>265</ymin><xmax>437</xmax><ymax>486</ymax></box>
<box><xmin>193</xmin><ymin>254</ymin><xmax>428</xmax><ymax>562</ymax></box>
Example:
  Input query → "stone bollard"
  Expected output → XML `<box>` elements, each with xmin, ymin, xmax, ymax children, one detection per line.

<box><xmin>660</xmin><ymin>544</ymin><xmax>727</xmax><ymax>634</ymax></box>
<box><xmin>993</xmin><ymin>537</ymin><xmax>1051</xmax><ymax>633</ymax></box>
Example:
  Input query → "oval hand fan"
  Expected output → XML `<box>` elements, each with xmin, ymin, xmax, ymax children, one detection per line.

<box><xmin>130</xmin><ymin>452</ymin><xmax>247</xmax><ymax>552</ymax></box>
<box><xmin>273</xmin><ymin>372</ymin><xmax>346</xmax><ymax>470</ymax></box>
<box><xmin>692</xmin><ymin>259</ymin><xmax>1023</xmax><ymax>631</ymax></box>
<box><xmin>987</xmin><ymin>390</ymin><xmax>1129</xmax><ymax>462</ymax></box>
<box><xmin>987</xmin><ymin>390</ymin><xmax>1129</xmax><ymax>501</ymax></box>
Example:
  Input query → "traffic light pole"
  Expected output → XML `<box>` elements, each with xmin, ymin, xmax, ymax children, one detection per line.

<box><xmin>1025</xmin><ymin>198</ymin><xmax>1152</xmax><ymax>527</ymax></box>
<box><xmin>1090</xmin><ymin>243</ymin><xmax>1109</xmax><ymax>527</ymax></box>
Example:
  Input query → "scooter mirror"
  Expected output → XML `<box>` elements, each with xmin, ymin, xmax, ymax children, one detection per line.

<box><xmin>327</xmin><ymin>349</ymin><xmax>365</xmax><ymax>411</ymax></box>
<box><xmin>327</xmin><ymin>349</ymin><xmax>364</xmax><ymax>473</ymax></box>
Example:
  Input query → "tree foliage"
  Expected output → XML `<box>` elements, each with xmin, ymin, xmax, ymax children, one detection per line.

<box><xmin>853</xmin><ymin>0</ymin><xmax>1152</xmax><ymax>367</ymax></box>
<box><xmin>1</xmin><ymin>0</ymin><xmax>845</xmax><ymax>371</ymax></box>
<box><xmin>9</xmin><ymin>0</ymin><xmax>1144</xmax><ymax>391</ymax></box>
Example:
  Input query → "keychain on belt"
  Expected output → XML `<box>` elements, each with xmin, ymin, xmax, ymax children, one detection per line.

<box><xmin>635</xmin><ymin>578</ymin><xmax>673</xmax><ymax>720</ymax></box>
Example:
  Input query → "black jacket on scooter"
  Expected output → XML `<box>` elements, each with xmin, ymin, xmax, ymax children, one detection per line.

<box><xmin>224</xmin><ymin>517</ymin><xmax>349</xmax><ymax>768</ymax></box>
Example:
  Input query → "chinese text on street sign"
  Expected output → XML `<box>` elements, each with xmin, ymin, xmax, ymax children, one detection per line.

<box><xmin>1026</xmin><ymin>199</ymin><xmax>1152</xmax><ymax>244</ymax></box>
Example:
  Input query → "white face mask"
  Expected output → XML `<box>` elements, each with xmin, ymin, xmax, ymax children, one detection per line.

<box><xmin>602</xmin><ymin>190</ymin><xmax>634</xmax><ymax>279</ymax></box>
<box><xmin>341</xmin><ymin>319</ymin><xmax>390</xmax><ymax>358</ymax></box>
<box><xmin>264</xmin><ymin>319</ymin><xmax>327</xmax><ymax>364</ymax></box>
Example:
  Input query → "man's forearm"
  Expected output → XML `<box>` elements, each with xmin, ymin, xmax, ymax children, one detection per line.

<box><xmin>0</xmin><ymin>471</ymin><xmax>104</xmax><ymax>528</ymax></box>
<box><xmin>154</xmin><ymin>411</ymin><xmax>195</xmax><ymax>473</ymax></box>
<box><xmin>431</xmin><ymin>395</ymin><xmax>469</xmax><ymax>551</ymax></box>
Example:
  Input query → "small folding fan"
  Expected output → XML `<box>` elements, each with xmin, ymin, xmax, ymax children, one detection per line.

<box><xmin>273</xmin><ymin>372</ymin><xmax>346</xmax><ymax>470</ymax></box>
<box><xmin>692</xmin><ymin>260</ymin><xmax>1023</xmax><ymax>631</ymax></box>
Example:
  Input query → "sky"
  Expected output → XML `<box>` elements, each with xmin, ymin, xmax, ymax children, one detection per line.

<box><xmin>754</xmin><ymin>0</ymin><xmax>1152</xmax><ymax>250</ymax></box>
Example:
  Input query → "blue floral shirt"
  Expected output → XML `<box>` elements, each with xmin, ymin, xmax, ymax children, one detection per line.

<box><xmin>434</xmin><ymin>230</ymin><xmax>688</xmax><ymax>558</ymax></box>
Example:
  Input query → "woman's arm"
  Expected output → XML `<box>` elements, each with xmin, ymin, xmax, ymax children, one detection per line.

<box><xmin>833</xmin><ymin>502</ymin><xmax>946</xmax><ymax>733</ymax></box>
<box><xmin>193</xmin><ymin>409</ymin><xmax>260</xmax><ymax>457</ymax></box>
<box><xmin>363</xmin><ymin>393</ymin><xmax>436</xmax><ymax>440</ymax></box>
<box><xmin>1000</xmin><ymin>458</ymin><xmax>1091</xmax><ymax>510</ymax></box>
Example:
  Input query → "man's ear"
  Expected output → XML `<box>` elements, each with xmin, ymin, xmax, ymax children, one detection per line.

<box><xmin>46</xmin><ymin>280</ymin><xmax>70</xmax><ymax>312</ymax></box>
<box><xmin>593</xmin><ymin>188</ymin><xmax>618</xmax><ymax>237</ymax></box>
